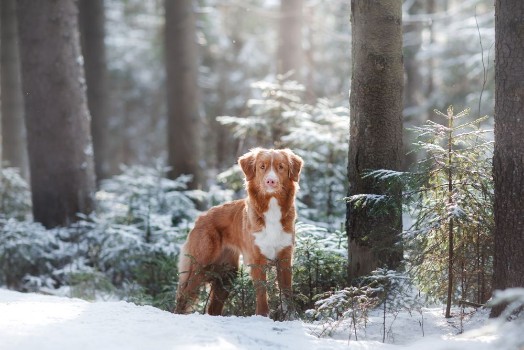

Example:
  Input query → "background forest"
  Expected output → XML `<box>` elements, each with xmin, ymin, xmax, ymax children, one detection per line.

<box><xmin>1</xmin><ymin>0</ymin><xmax>521</xmax><ymax>334</ymax></box>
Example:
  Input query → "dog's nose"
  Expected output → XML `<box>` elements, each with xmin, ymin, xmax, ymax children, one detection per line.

<box><xmin>266</xmin><ymin>178</ymin><xmax>278</xmax><ymax>187</ymax></box>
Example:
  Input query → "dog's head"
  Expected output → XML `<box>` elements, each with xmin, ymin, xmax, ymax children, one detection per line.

<box><xmin>238</xmin><ymin>148</ymin><xmax>303</xmax><ymax>195</ymax></box>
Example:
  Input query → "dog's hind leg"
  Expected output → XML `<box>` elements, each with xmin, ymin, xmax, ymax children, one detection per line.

<box><xmin>207</xmin><ymin>249</ymin><xmax>240</xmax><ymax>316</ymax></box>
<box><xmin>175</xmin><ymin>223</ymin><xmax>224</xmax><ymax>314</ymax></box>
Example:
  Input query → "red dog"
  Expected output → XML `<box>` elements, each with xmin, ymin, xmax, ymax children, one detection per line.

<box><xmin>175</xmin><ymin>148</ymin><xmax>303</xmax><ymax>317</ymax></box>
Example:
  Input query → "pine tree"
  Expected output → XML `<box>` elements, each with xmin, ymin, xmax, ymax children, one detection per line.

<box><xmin>79</xmin><ymin>0</ymin><xmax>113</xmax><ymax>183</ymax></box>
<box><xmin>347</xmin><ymin>0</ymin><xmax>404</xmax><ymax>279</ymax></box>
<box><xmin>277</xmin><ymin>0</ymin><xmax>303</xmax><ymax>82</ymax></box>
<box><xmin>353</xmin><ymin>107</ymin><xmax>494</xmax><ymax>317</ymax></box>
<box><xmin>164</xmin><ymin>0</ymin><xmax>202</xmax><ymax>189</ymax></box>
<box><xmin>1</xmin><ymin>0</ymin><xmax>28</xmax><ymax>178</ymax></box>
<box><xmin>491</xmin><ymin>0</ymin><xmax>524</xmax><ymax>318</ymax></box>
<box><xmin>17</xmin><ymin>0</ymin><xmax>96</xmax><ymax>228</ymax></box>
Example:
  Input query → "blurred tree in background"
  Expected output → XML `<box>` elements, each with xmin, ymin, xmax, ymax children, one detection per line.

<box><xmin>165</xmin><ymin>0</ymin><xmax>202</xmax><ymax>189</ymax></box>
<box><xmin>79</xmin><ymin>0</ymin><xmax>113</xmax><ymax>183</ymax></box>
<box><xmin>16</xmin><ymin>0</ymin><xmax>96</xmax><ymax>228</ymax></box>
<box><xmin>1</xmin><ymin>0</ymin><xmax>28</xmax><ymax>179</ymax></box>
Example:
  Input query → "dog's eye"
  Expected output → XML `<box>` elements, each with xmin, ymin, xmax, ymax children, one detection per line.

<box><xmin>260</xmin><ymin>164</ymin><xmax>265</xmax><ymax>170</ymax></box>
<box><xmin>278</xmin><ymin>164</ymin><xmax>284</xmax><ymax>170</ymax></box>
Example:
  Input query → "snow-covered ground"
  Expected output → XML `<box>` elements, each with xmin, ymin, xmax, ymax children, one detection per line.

<box><xmin>0</xmin><ymin>289</ymin><xmax>521</xmax><ymax>350</ymax></box>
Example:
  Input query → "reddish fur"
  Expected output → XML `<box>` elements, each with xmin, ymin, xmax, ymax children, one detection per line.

<box><xmin>175</xmin><ymin>148</ymin><xmax>303</xmax><ymax>316</ymax></box>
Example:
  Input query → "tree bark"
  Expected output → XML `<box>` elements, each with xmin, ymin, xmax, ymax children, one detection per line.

<box><xmin>347</xmin><ymin>0</ymin><xmax>404</xmax><ymax>280</ymax></box>
<box><xmin>1</xmin><ymin>0</ymin><xmax>29</xmax><ymax>178</ymax></box>
<box><xmin>277</xmin><ymin>0</ymin><xmax>303</xmax><ymax>83</ymax></box>
<box><xmin>17</xmin><ymin>0</ymin><xmax>96</xmax><ymax>228</ymax></box>
<box><xmin>79</xmin><ymin>0</ymin><xmax>112</xmax><ymax>183</ymax></box>
<box><xmin>445</xmin><ymin>115</ymin><xmax>454</xmax><ymax>318</ymax></box>
<box><xmin>164</xmin><ymin>0</ymin><xmax>201</xmax><ymax>189</ymax></box>
<box><xmin>490</xmin><ymin>0</ymin><xmax>524</xmax><ymax>318</ymax></box>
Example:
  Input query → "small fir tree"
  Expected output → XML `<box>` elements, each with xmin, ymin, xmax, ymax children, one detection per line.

<box><xmin>359</xmin><ymin>107</ymin><xmax>494</xmax><ymax>317</ymax></box>
<box><xmin>407</xmin><ymin>107</ymin><xmax>493</xmax><ymax>317</ymax></box>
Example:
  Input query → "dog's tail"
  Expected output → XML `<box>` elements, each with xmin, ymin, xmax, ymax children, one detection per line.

<box><xmin>175</xmin><ymin>243</ymin><xmax>191</xmax><ymax>313</ymax></box>
<box><xmin>177</xmin><ymin>243</ymin><xmax>190</xmax><ymax>281</ymax></box>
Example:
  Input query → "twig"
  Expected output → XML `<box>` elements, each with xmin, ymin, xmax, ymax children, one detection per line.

<box><xmin>474</xmin><ymin>7</ymin><xmax>493</xmax><ymax>122</ymax></box>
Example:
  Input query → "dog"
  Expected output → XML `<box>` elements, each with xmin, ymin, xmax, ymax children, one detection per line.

<box><xmin>175</xmin><ymin>148</ymin><xmax>303</xmax><ymax>317</ymax></box>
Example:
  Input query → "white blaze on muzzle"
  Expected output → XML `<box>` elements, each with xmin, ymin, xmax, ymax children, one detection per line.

<box><xmin>264</xmin><ymin>161</ymin><xmax>279</xmax><ymax>191</ymax></box>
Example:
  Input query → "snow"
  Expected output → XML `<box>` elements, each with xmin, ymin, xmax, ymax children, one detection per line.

<box><xmin>0</xmin><ymin>289</ymin><xmax>520</xmax><ymax>350</ymax></box>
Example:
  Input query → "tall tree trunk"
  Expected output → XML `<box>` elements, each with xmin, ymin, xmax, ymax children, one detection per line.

<box><xmin>445</xmin><ymin>115</ymin><xmax>454</xmax><ymax>318</ymax></box>
<box><xmin>347</xmin><ymin>0</ymin><xmax>404</xmax><ymax>280</ymax></box>
<box><xmin>17</xmin><ymin>0</ymin><xmax>96</xmax><ymax>228</ymax></box>
<box><xmin>490</xmin><ymin>0</ymin><xmax>524</xmax><ymax>318</ymax></box>
<box><xmin>277</xmin><ymin>0</ymin><xmax>303</xmax><ymax>82</ymax></box>
<box><xmin>403</xmin><ymin>0</ymin><xmax>424</xmax><ymax>111</ymax></box>
<box><xmin>1</xmin><ymin>0</ymin><xmax>29</xmax><ymax>179</ymax></box>
<box><xmin>164</xmin><ymin>0</ymin><xmax>201</xmax><ymax>189</ymax></box>
<box><xmin>79</xmin><ymin>0</ymin><xmax>112</xmax><ymax>184</ymax></box>
<box><xmin>214</xmin><ymin>59</ymin><xmax>234</xmax><ymax>170</ymax></box>
<box><xmin>402</xmin><ymin>0</ymin><xmax>425</xmax><ymax>170</ymax></box>
<box><xmin>426</xmin><ymin>0</ymin><xmax>439</xmax><ymax>124</ymax></box>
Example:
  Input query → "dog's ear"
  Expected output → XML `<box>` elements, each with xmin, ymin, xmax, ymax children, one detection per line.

<box><xmin>238</xmin><ymin>149</ymin><xmax>257</xmax><ymax>181</ymax></box>
<box><xmin>283</xmin><ymin>149</ymin><xmax>303</xmax><ymax>182</ymax></box>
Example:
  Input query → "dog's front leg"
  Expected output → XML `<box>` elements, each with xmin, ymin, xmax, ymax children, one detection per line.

<box><xmin>250</xmin><ymin>257</ymin><xmax>269</xmax><ymax>317</ymax></box>
<box><xmin>275</xmin><ymin>247</ymin><xmax>295</xmax><ymax>320</ymax></box>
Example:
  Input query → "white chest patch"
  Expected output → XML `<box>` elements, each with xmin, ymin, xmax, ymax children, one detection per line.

<box><xmin>253</xmin><ymin>198</ymin><xmax>293</xmax><ymax>260</ymax></box>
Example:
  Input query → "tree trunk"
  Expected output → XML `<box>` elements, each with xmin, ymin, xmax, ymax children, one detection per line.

<box><xmin>402</xmin><ymin>0</ymin><xmax>425</xmax><ymax>170</ymax></box>
<box><xmin>17</xmin><ymin>0</ymin><xmax>96</xmax><ymax>228</ymax></box>
<box><xmin>79</xmin><ymin>0</ymin><xmax>112</xmax><ymax>183</ymax></box>
<box><xmin>490</xmin><ymin>0</ymin><xmax>524</xmax><ymax>318</ymax></box>
<box><xmin>446</xmin><ymin>115</ymin><xmax>454</xmax><ymax>318</ymax></box>
<box><xmin>214</xmin><ymin>59</ymin><xmax>235</xmax><ymax>170</ymax></box>
<box><xmin>347</xmin><ymin>0</ymin><xmax>404</xmax><ymax>280</ymax></box>
<box><xmin>277</xmin><ymin>0</ymin><xmax>303</xmax><ymax>83</ymax></box>
<box><xmin>1</xmin><ymin>0</ymin><xmax>29</xmax><ymax>179</ymax></box>
<box><xmin>425</xmin><ymin>0</ymin><xmax>439</xmax><ymax>124</ymax></box>
<box><xmin>164</xmin><ymin>0</ymin><xmax>201</xmax><ymax>189</ymax></box>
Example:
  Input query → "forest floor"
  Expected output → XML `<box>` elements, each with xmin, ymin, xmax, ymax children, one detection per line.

<box><xmin>0</xmin><ymin>288</ymin><xmax>521</xmax><ymax>350</ymax></box>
